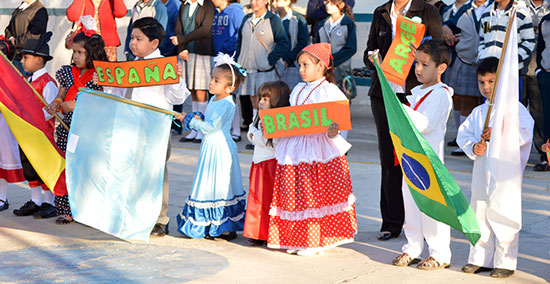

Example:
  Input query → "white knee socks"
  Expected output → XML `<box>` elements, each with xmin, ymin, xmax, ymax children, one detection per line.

<box><xmin>30</xmin><ymin>186</ymin><xmax>42</xmax><ymax>205</ymax></box>
<box><xmin>0</xmin><ymin>179</ymin><xmax>7</xmax><ymax>201</ymax></box>
<box><xmin>232</xmin><ymin>100</ymin><xmax>241</xmax><ymax>137</ymax></box>
<box><xmin>43</xmin><ymin>189</ymin><xmax>55</xmax><ymax>205</ymax></box>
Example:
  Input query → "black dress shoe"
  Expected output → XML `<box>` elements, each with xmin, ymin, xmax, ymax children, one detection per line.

<box><xmin>217</xmin><ymin>231</ymin><xmax>237</xmax><ymax>241</ymax></box>
<box><xmin>0</xmin><ymin>199</ymin><xmax>8</xmax><ymax>212</ymax></box>
<box><xmin>179</xmin><ymin>136</ymin><xmax>195</xmax><ymax>143</ymax></box>
<box><xmin>33</xmin><ymin>203</ymin><xmax>57</xmax><ymax>219</ymax></box>
<box><xmin>245</xmin><ymin>143</ymin><xmax>255</xmax><ymax>150</ymax></box>
<box><xmin>377</xmin><ymin>231</ymin><xmax>399</xmax><ymax>241</ymax></box>
<box><xmin>13</xmin><ymin>200</ymin><xmax>41</xmax><ymax>216</ymax></box>
<box><xmin>151</xmin><ymin>223</ymin><xmax>168</xmax><ymax>237</ymax></box>
<box><xmin>247</xmin><ymin>238</ymin><xmax>266</xmax><ymax>246</ymax></box>
<box><xmin>447</xmin><ymin>139</ymin><xmax>458</xmax><ymax>147</ymax></box>
<box><xmin>193</xmin><ymin>138</ymin><xmax>202</xmax><ymax>144</ymax></box>
<box><xmin>490</xmin><ymin>268</ymin><xmax>514</xmax><ymax>278</ymax></box>
<box><xmin>232</xmin><ymin>135</ymin><xmax>241</xmax><ymax>142</ymax></box>
<box><xmin>534</xmin><ymin>161</ymin><xmax>550</xmax><ymax>172</ymax></box>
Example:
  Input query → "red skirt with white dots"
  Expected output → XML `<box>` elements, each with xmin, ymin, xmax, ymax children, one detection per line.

<box><xmin>267</xmin><ymin>155</ymin><xmax>357</xmax><ymax>250</ymax></box>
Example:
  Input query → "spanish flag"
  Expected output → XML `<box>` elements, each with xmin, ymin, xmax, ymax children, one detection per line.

<box><xmin>0</xmin><ymin>54</ymin><xmax>66</xmax><ymax>194</ymax></box>
<box><xmin>374</xmin><ymin>59</ymin><xmax>481</xmax><ymax>245</ymax></box>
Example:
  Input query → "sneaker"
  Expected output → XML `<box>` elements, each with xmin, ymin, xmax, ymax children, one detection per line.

<box><xmin>13</xmin><ymin>200</ymin><xmax>41</xmax><ymax>216</ymax></box>
<box><xmin>450</xmin><ymin>148</ymin><xmax>466</xmax><ymax>156</ymax></box>
<box><xmin>33</xmin><ymin>203</ymin><xmax>57</xmax><ymax>219</ymax></box>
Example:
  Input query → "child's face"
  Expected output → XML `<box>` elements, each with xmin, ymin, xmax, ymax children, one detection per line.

<box><xmin>259</xmin><ymin>96</ymin><xmax>271</xmax><ymax>110</ymax></box>
<box><xmin>414</xmin><ymin>51</ymin><xmax>445</xmax><ymax>84</ymax></box>
<box><xmin>298</xmin><ymin>53</ymin><xmax>325</xmax><ymax>83</ymax></box>
<box><xmin>477</xmin><ymin>72</ymin><xmax>496</xmax><ymax>99</ymax></box>
<box><xmin>21</xmin><ymin>53</ymin><xmax>45</xmax><ymax>74</ymax></box>
<box><xmin>325</xmin><ymin>1</ymin><xmax>342</xmax><ymax>15</ymax></box>
<box><xmin>272</xmin><ymin>0</ymin><xmax>291</xmax><ymax>11</ymax></box>
<box><xmin>211</xmin><ymin>0</ymin><xmax>227</xmax><ymax>8</ymax></box>
<box><xmin>209</xmin><ymin>67</ymin><xmax>233</xmax><ymax>95</ymax></box>
<box><xmin>72</xmin><ymin>42</ymin><xmax>88</xmax><ymax>69</ymax></box>
<box><xmin>250</xmin><ymin>0</ymin><xmax>268</xmax><ymax>13</ymax></box>
<box><xmin>130</xmin><ymin>28</ymin><xmax>159</xmax><ymax>59</ymax></box>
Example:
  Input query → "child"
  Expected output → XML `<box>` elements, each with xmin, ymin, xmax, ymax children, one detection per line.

<box><xmin>457</xmin><ymin>57</ymin><xmax>534</xmax><ymax>278</ymax></box>
<box><xmin>172</xmin><ymin>0</ymin><xmax>216</xmax><ymax>144</ymax></box>
<box><xmin>392</xmin><ymin>40</ymin><xmax>454</xmax><ymax>269</ymax></box>
<box><xmin>267</xmin><ymin>43</ymin><xmax>357</xmax><ymax>256</ymax></box>
<box><xmin>316</xmin><ymin>0</ymin><xmax>356</xmax><ymax>139</ymax></box>
<box><xmin>124</xmin><ymin>0</ymin><xmax>168</xmax><ymax>61</ymax></box>
<box><xmin>176</xmin><ymin>53</ymin><xmax>246</xmax><ymax>240</ymax></box>
<box><xmin>47</xmin><ymin>30</ymin><xmax>107</xmax><ymax>225</ymax></box>
<box><xmin>12</xmin><ymin>32</ymin><xmax>58</xmax><ymax>219</ymax></box>
<box><xmin>104</xmin><ymin>17</ymin><xmax>190</xmax><ymax>237</ymax></box>
<box><xmin>243</xmin><ymin>80</ymin><xmax>290</xmax><ymax>245</ymax></box>
<box><xmin>235</xmin><ymin>0</ymin><xmax>289</xmax><ymax>135</ymax></box>
<box><xmin>271</xmin><ymin>0</ymin><xmax>310</xmax><ymax>89</ymax></box>
<box><xmin>211</xmin><ymin>0</ymin><xmax>245</xmax><ymax>141</ymax></box>
<box><xmin>0</xmin><ymin>39</ymin><xmax>24</xmax><ymax>212</ymax></box>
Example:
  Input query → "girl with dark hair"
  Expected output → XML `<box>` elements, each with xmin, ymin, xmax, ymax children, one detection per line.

<box><xmin>46</xmin><ymin>31</ymin><xmax>106</xmax><ymax>225</ymax></box>
<box><xmin>243</xmin><ymin>80</ymin><xmax>290</xmax><ymax>245</ymax></box>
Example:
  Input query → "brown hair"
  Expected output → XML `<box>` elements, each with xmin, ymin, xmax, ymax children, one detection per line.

<box><xmin>215</xmin><ymin>64</ymin><xmax>245</xmax><ymax>89</ymax></box>
<box><xmin>254</xmin><ymin>80</ymin><xmax>291</xmax><ymax>147</ymax></box>
<box><xmin>296</xmin><ymin>51</ymin><xmax>335</xmax><ymax>84</ymax></box>
<box><xmin>327</xmin><ymin>0</ymin><xmax>354</xmax><ymax>20</ymax></box>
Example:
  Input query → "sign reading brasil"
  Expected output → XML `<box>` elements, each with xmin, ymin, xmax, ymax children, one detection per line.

<box><xmin>381</xmin><ymin>16</ymin><xmax>425</xmax><ymax>86</ymax></box>
<box><xmin>259</xmin><ymin>100</ymin><xmax>352</xmax><ymax>139</ymax></box>
<box><xmin>94</xmin><ymin>57</ymin><xmax>179</xmax><ymax>88</ymax></box>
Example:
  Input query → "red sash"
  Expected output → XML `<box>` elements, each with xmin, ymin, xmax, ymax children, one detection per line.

<box><xmin>65</xmin><ymin>66</ymin><xmax>94</xmax><ymax>102</ymax></box>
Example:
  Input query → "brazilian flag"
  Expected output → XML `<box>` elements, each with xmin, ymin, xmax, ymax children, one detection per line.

<box><xmin>374</xmin><ymin>60</ymin><xmax>481</xmax><ymax>245</ymax></box>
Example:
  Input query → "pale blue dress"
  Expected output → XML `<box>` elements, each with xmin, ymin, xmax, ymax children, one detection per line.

<box><xmin>176</xmin><ymin>95</ymin><xmax>246</xmax><ymax>238</ymax></box>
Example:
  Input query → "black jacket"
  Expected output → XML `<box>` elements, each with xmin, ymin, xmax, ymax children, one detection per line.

<box><xmin>175</xmin><ymin>0</ymin><xmax>215</xmax><ymax>56</ymax></box>
<box><xmin>364</xmin><ymin>0</ymin><xmax>443</xmax><ymax>98</ymax></box>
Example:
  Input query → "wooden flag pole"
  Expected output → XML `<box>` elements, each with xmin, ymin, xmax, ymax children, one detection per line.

<box><xmin>0</xmin><ymin>51</ymin><xmax>70</xmax><ymax>131</ymax></box>
<box><xmin>480</xmin><ymin>8</ymin><xmax>516</xmax><ymax>143</ymax></box>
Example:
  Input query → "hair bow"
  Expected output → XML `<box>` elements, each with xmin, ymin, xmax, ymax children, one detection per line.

<box><xmin>213</xmin><ymin>52</ymin><xmax>247</xmax><ymax>87</ymax></box>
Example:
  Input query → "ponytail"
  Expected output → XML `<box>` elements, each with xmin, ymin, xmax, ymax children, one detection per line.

<box><xmin>324</xmin><ymin>57</ymin><xmax>336</xmax><ymax>84</ymax></box>
<box><xmin>342</xmin><ymin>4</ymin><xmax>354</xmax><ymax>21</ymax></box>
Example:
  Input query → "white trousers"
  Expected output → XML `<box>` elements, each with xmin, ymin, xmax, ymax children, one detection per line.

<box><xmin>401</xmin><ymin>179</ymin><xmax>452</xmax><ymax>263</ymax></box>
<box><xmin>468</xmin><ymin>200</ymin><xmax>519</xmax><ymax>270</ymax></box>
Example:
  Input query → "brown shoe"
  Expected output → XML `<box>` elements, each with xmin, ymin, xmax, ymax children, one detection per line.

<box><xmin>392</xmin><ymin>253</ymin><xmax>420</xmax><ymax>267</ymax></box>
<box><xmin>490</xmin><ymin>268</ymin><xmax>514</xmax><ymax>278</ymax></box>
<box><xmin>417</xmin><ymin>256</ymin><xmax>450</xmax><ymax>270</ymax></box>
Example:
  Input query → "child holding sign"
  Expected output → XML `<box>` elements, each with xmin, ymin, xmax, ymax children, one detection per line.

<box><xmin>393</xmin><ymin>40</ymin><xmax>454</xmax><ymax>269</ymax></box>
<box><xmin>176</xmin><ymin>53</ymin><xmax>246</xmax><ymax>240</ymax></box>
<box><xmin>243</xmin><ymin>80</ymin><xmax>290</xmax><ymax>245</ymax></box>
<box><xmin>267</xmin><ymin>43</ymin><xmax>357</xmax><ymax>256</ymax></box>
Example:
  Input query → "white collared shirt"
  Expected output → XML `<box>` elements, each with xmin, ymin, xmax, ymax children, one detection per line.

<box><xmin>19</xmin><ymin>0</ymin><xmax>36</xmax><ymax>10</ymax></box>
<box><xmin>278</xmin><ymin>9</ymin><xmax>293</xmax><ymax>21</ymax></box>
<box><xmin>329</xmin><ymin>14</ymin><xmax>344</xmax><ymax>33</ymax></box>
<box><xmin>29</xmin><ymin>67</ymin><xmax>58</xmax><ymax>119</ymax></box>
<box><xmin>185</xmin><ymin>0</ymin><xmax>204</xmax><ymax>17</ymax></box>
<box><xmin>252</xmin><ymin>11</ymin><xmax>267</xmax><ymax>26</ymax></box>
<box><xmin>473</xmin><ymin>0</ymin><xmax>490</xmax><ymax>20</ymax></box>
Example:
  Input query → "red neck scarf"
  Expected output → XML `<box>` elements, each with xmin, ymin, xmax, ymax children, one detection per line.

<box><xmin>65</xmin><ymin>66</ymin><xmax>94</xmax><ymax>102</ymax></box>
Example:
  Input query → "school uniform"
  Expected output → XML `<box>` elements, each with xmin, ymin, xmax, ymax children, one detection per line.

<box><xmin>401</xmin><ymin>83</ymin><xmax>454</xmax><ymax>264</ymax></box>
<box><xmin>278</xmin><ymin>9</ymin><xmax>309</xmax><ymax>89</ymax></box>
<box><xmin>125</xmin><ymin>0</ymin><xmax>168</xmax><ymax>60</ymax></box>
<box><xmin>457</xmin><ymin>101</ymin><xmax>534</xmax><ymax>270</ymax></box>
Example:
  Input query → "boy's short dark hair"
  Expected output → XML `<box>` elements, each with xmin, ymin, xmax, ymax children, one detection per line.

<box><xmin>132</xmin><ymin>17</ymin><xmax>165</xmax><ymax>44</ymax></box>
<box><xmin>416</xmin><ymin>39</ymin><xmax>451</xmax><ymax>66</ymax></box>
<box><xmin>477</xmin><ymin>57</ymin><xmax>499</xmax><ymax>76</ymax></box>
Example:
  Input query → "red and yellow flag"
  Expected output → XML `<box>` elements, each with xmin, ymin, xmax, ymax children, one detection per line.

<box><xmin>0</xmin><ymin>55</ymin><xmax>66</xmax><ymax>195</ymax></box>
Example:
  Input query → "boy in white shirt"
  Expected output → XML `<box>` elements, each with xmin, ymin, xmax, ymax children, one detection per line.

<box><xmin>392</xmin><ymin>40</ymin><xmax>454</xmax><ymax>270</ymax></box>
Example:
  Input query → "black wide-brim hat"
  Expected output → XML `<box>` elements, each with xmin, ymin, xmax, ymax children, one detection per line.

<box><xmin>21</xmin><ymin>32</ymin><xmax>53</xmax><ymax>61</ymax></box>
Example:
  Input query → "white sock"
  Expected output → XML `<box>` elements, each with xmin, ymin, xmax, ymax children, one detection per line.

<box><xmin>43</xmin><ymin>189</ymin><xmax>55</xmax><ymax>205</ymax></box>
<box><xmin>184</xmin><ymin>101</ymin><xmax>199</xmax><ymax>139</ymax></box>
<box><xmin>232</xmin><ymin>100</ymin><xmax>241</xmax><ymax>137</ymax></box>
<box><xmin>453</xmin><ymin>110</ymin><xmax>460</xmax><ymax>130</ymax></box>
<box><xmin>30</xmin><ymin>186</ymin><xmax>42</xmax><ymax>205</ymax></box>
<box><xmin>196</xmin><ymin>101</ymin><xmax>208</xmax><ymax>140</ymax></box>
<box><xmin>0</xmin><ymin>179</ymin><xmax>7</xmax><ymax>201</ymax></box>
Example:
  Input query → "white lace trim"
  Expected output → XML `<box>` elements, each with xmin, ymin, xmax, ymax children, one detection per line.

<box><xmin>269</xmin><ymin>194</ymin><xmax>356</xmax><ymax>221</ymax></box>
<box><xmin>267</xmin><ymin>238</ymin><xmax>355</xmax><ymax>250</ymax></box>
<box><xmin>180</xmin><ymin>212</ymin><xmax>245</xmax><ymax>226</ymax></box>
<box><xmin>185</xmin><ymin>195</ymin><xmax>246</xmax><ymax>209</ymax></box>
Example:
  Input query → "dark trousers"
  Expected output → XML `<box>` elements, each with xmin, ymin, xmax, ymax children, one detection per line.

<box><xmin>523</xmin><ymin>74</ymin><xmax>547</xmax><ymax>161</ymax></box>
<box><xmin>370</xmin><ymin>96</ymin><xmax>404</xmax><ymax>236</ymax></box>
<box><xmin>537</xmin><ymin>71</ymin><xmax>550</xmax><ymax>155</ymax></box>
<box><xmin>239</xmin><ymin>95</ymin><xmax>253</xmax><ymax>127</ymax></box>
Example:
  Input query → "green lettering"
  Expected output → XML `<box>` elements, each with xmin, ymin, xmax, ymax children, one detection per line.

<box><xmin>96</xmin><ymin>67</ymin><xmax>105</xmax><ymax>82</ymax></box>
<box><xmin>275</xmin><ymin>113</ymin><xmax>287</xmax><ymax>131</ymax></box>
<box><xmin>400</xmin><ymin>21</ymin><xmax>416</xmax><ymax>34</ymax></box>
<box><xmin>313</xmin><ymin>108</ymin><xmax>319</xmax><ymax>127</ymax></box>
<box><xmin>106</xmin><ymin>68</ymin><xmax>114</xmax><ymax>83</ymax></box>
<box><xmin>320</xmin><ymin>107</ymin><xmax>333</xmax><ymax>126</ymax></box>
<box><xmin>163</xmin><ymin>63</ymin><xmax>178</xmax><ymax>80</ymax></box>
<box><xmin>114</xmin><ymin>67</ymin><xmax>125</xmax><ymax>85</ymax></box>
<box><xmin>263</xmin><ymin>115</ymin><xmax>276</xmax><ymax>134</ymax></box>
<box><xmin>395</xmin><ymin>43</ymin><xmax>411</xmax><ymax>59</ymax></box>
<box><xmin>400</xmin><ymin>32</ymin><xmax>415</xmax><ymax>47</ymax></box>
<box><xmin>144</xmin><ymin>64</ymin><xmax>160</xmax><ymax>83</ymax></box>
<box><xmin>389</xmin><ymin>58</ymin><xmax>407</xmax><ymax>74</ymax></box>
<box><xmin>128</xmin><ymin>67</ymin><xmax>141</xmax><ymax>85</ymax></box>
<box><xmin>300</xmin><ymin>109</ymin><xmax>312</xmax><ymax>128</ymax></box>
<box><xmin>288</xmin><ymin>112</ymin><xmax>300</xmax><ymax>130</ymax></box>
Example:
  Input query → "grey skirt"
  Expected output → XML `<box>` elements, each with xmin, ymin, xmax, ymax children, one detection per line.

<box><xmin>181</xmin><ymin>53</ymin><xmax>212</xmax><ymax>90</ymax></box>
<box><xmin>446</xmin><ymin>58</ymin><xmax>481</xmax><ymax>96</ymax></box>
<box><xmin>238</xmin><ymin>69</ymin><xmax>279</xmax><ymax>96</ymax></box>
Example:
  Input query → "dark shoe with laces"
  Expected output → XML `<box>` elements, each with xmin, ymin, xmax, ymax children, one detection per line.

<box><xmin>0</xmin><ymin>199</ymin><xmax>8</xmax><ymax>212</ymax></box>
<box><xmin>33</xmin><ymin>203</ymin><xmax>57</xmax><ymax>219</ymax></box>
<box><xmin>13</xmin><ymin>200</ymin><xmax>40</xmax><ymax>216</ymax></box>
<box><xmin>490</xmin><ymin>268</ymin><xmax>514</xmax><ymax>278</ymax></box>
<box><xmin>150</xmin><ymin>223</ymin><xmax>168</xmax><ymax>237</ymax></box>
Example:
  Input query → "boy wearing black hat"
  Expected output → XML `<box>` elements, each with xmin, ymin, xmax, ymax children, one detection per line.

<box><xmin>12</xmin><ymin>32</ymin><xmax>58</xmax><ymax>219</ymax></box>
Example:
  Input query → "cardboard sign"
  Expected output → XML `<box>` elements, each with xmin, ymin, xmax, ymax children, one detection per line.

<box><xmin>94</xmin><ymin>56</ymin><xmax>179</xmax><ymax>88</ymax></box>
<box><xmin>381</xmin><ymin>16</ymin><xmax>425</xmax><ymax>86</ymax></box>
<box><xmin>259</xmin><ymin>100</ymin><xmax>351</xmax><ymax>139</ymax></box>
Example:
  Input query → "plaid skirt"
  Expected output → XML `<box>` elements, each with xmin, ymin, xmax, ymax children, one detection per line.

<box><xmin>280</xmin><ymin>66</ymin><xmax>301</xmax><ymax>90</ymax></box>
<box><xmin>182</xmin><ymin>54</ymin><xmax>212</xmax><ymax>90</ymax></box>
<box><xmin>238</xmin><ymin>69</ymin><xmax>279</xmax><ymax>96</ymax></box>
<box><xmin>446</xmin><ymin>58</ymin><xmax>481</xmax><ymax>96</ymax></box>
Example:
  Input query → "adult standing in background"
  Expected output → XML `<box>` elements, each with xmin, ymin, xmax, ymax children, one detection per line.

<box><xmin>67</xmin><ymin>0</ymin><xmax>127</xmax><ymax>61</ymax></box>
<box><xmin>306</xmin><ymin>0</ymin><xmax>354</xmax><ymax>40</ymax></box>
<box><xmin>364</xmin><ymin>0</ymin><xmax>443</xmax><ymax>241</ymax></box>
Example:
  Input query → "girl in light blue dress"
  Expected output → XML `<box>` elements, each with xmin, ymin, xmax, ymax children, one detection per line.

<box><xmin>176</xmin><ymin>53</ymin><xmax>247</xmax><ymax>240</ymax></box>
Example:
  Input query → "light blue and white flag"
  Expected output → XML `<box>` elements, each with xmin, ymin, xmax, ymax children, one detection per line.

<box><xmin>66</xmin><ymin>89</ymin><xmax>172</xmax><ymax>241</ymax></box>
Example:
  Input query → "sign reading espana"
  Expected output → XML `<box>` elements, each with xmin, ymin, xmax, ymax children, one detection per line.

<box><xmin>381</xmin><ymin>16</ymin><xmax>425</xmax><ymax>86</ymax></box>
<box><xmin>94</xmin><ymin>57</ymin><xmax>179</xmax><ymax>88</ymax></box>
<box><xmin>259</xmin><ymin>100</ymin><xmax>351</xmax><ymax>139</ymax></box>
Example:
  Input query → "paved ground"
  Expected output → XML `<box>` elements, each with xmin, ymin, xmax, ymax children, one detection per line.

<box><xmin>0</xmin><ymin>100</ymin><xmax>549</xmax><ymax>284</ymax></box>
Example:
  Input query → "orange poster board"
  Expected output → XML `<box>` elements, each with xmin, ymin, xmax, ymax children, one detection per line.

<box><xmin>94</xmin><ymin>56</ymin><xmax>179</xmax><ymax>88</ymax></box>
<box><xmin>259</xmin><ymin>100</ymin><xmax>351</xmax><ymax>139</ymax></box>
<box><xmin>381</xmin><ymin>16</ymin><xmax>425</xmax><ymax>86</ymax></box>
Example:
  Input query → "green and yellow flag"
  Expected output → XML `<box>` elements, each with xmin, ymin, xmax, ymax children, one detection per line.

<box><xmin>374</xmin><ymin>60</ymin><xmax>481</xmax><ymax>245</ymax></box>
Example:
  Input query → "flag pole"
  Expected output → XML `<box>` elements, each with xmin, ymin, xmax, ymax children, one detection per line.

<box><xmin>0</xmin><ymin>51</ymin><xmax>70</xmax><ymax>131</ymax></box>
<box><xmin>79</xmin><ymin>88</ymin><xmax>183</xmax><ymax>117</ymax></box>
<box><xmin>480</xmin><ymin>8</ymin><xmax>516</xmax><ymax>143</ymax></box>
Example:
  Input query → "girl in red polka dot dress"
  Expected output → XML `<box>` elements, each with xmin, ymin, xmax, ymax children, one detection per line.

<box><xmin>267</xmin><ymin>43</ymin><xmax>357</xmax><ymax>256</ymax></box>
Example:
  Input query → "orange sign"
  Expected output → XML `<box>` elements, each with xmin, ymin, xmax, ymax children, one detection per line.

<box><xmin>381</xmin><ymin>16</ymin><xmax>425</xmax><ymax>86</ymax></box>
<box><xmin>94</xmin><ymin>56</ymin><xmax>179</xmax><ymax>88</ymax></box>
<box><xmin>259</xmin><ymin>100</ymin><xmax>352</xmax><ymax>139</ymax></box>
